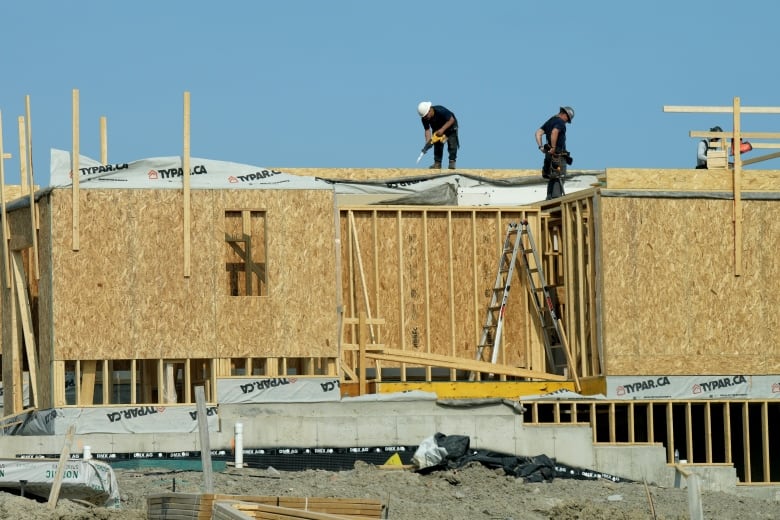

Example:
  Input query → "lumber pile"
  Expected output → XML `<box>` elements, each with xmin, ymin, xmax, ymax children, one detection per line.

<box><xmin>148</xmin><ymin>493</ymin><xmax>387</xmax><ymax>520</ymax></box>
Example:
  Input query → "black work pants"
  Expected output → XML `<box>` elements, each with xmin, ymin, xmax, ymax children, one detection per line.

<box><xmin>542</xmin><ymin>152</ymin><xmax>567</xmax><ymax>200</ymax></box>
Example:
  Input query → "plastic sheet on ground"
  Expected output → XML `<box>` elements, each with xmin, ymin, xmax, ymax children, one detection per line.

<box><xmin>0</xmin><ymin>458</ymin><xmax>120</xmax><ymax>507</ymax></box>
<box><xmin>412</xmin><ymin>433</ymin><xmax>630</xmax><ymax>484</ymax></box>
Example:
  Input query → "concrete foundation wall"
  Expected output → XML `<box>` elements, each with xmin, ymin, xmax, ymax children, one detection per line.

<box><xmin>0</xmin><ymin>399</ymin><xmax>768</xmax><ymax>497</ymax></box>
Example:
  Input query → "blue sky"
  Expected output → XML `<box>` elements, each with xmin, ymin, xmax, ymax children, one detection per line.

<box><xmin>1</xmin><ymin>1</ymin><xmax>779</xmax><ymax>186</ymax></box>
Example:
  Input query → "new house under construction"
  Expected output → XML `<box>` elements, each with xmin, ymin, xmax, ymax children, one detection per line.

<box><xmin>0</xmin><ymin>93</ymin><xmax>778</xmax><ymax>491</ymax></box>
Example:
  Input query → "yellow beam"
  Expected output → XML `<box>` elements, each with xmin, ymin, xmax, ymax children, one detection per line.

<box><xmin>375</xmin><ymin>381</ymin><xmax>576</xmax><ymax>399</ymax></box>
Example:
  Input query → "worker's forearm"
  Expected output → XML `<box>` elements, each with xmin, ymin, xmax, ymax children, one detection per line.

<box><xmin>550</xmin><ymin>129</ymin><xmax>559</xmax><ymax>149</ymax></box>
<box><xmin>436</xmin><ymin>116</ymin><xmax>455</xmax><ymax>135</ymax></box>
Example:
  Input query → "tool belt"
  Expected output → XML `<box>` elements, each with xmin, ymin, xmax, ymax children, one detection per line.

<box><xmin>549</xmin><ymin>151</ymin><xmax>571</xmax><ymax>179</ymax></box>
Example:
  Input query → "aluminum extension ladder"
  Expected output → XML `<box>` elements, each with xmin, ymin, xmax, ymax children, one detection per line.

<box><xmin>518</xmin><ymin>220</ymin><xmax>572</xmax><ymax>376</ymax></box>
<box><xmin>473</xmin><ymin>222</ymin><xmax>524</xmax><ymax>374</ymax></box>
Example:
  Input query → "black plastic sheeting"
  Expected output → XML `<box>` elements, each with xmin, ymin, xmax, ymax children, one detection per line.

<box><xmin>417</xmin><ymin>433</ymin><xmax>631</xmax><ymax>484</ymax></box>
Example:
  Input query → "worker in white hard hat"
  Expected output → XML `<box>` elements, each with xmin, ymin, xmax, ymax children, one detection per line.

<box><xmin>418</xmin><ymin>101</ymin><xmax>459</xmax><ymax>169</ymax></box>
<box><xmin>535</xmin><ymin>106</ymin><xmax>575</xmax><ymax>200</ymax></box>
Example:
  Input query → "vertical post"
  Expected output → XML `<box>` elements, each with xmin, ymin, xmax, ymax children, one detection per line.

<box><xmin>25</xmin><ymin>96</ymin><xmax>34</xmax><ymax>189</ymax></box>
<box><xmin>731</xmin><ymin>96</ymin><xmax>743</xmax><ymax>276</ymax></box>
<box><xmin>22</xmin><ymin>97</ymin><xmax>40</xmax><ymax>281</ymax></box>
<box><xmin>332</xmin><ymin>199</ymin><xmax>344</xmax><ymax>383</ymax></box>
<box><xmin>761</xmin><ymin>401</ymin><xmax>770</xmax><ymax>482</ymax></box>
<box><xmin>182</xmin><ymin>92</ymin><xmax>191</xmax><ymax>278</ymax></box>
<box><xmin>100</xmin><ymin>116</ymin><xmax>108</xmax><ymax>164</ymax></box>
<box><xmin>234</xmin><ymin>422</ymin><xmax>244</xmax><ymax>469</ymax></box>
<box><xmin>71</xmin><ymin>89</ymin><xmax>80</xmax><ymax>251</ymax></box>
<box><xmin>447</xmin><ymin>211</ymin><xmax>456</xmax><ymax>379</ymax></box>
<box><xmin>396</xmin><ymin>210</ymin><xmax>405</xmax><ymax>381</ymax></box>
<box><xmin>359</xmin><ymin>311</ymin><xmax>367</xmax><ymax>396</ymax></box>
<box><xmin>195</xmin><ymin>386</ymin><xmax>214</xmax><ymax>492</ymax></box>
<box><xmin>0</xmin><ymin>110</ymin><xmax>10</xmax><ymax>289</ymax></box>
<box><xmin>18</xmin><ymin>117</ymin><xmax>28</xmax><ymax>193</ymax></box>
<box><xmin>742</xmin><ymin>402</ymin><xmax>751</xmax><ymax>483</ymax></box>
<box><xmin>130</xmin><ymin>359</ymin><xmax>137</xmax><ymax>404</ymax></box>
<box><xmin>686</xmin><ymin>473</ymin><xmax>704</xmax><ymax>520</ymax></box>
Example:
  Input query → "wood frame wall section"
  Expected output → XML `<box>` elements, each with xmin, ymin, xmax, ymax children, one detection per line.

<box><xmin>339</xmin><ymin>206</ymin><xmax>542</xmax><ymax>376</ymax></box>
<box><xmin>560</xmin><ymin>194</ymin><xmax>599</xmax><ymax>377</ymax></box>
<box><xmin>524</xmin><ymin>398</ymin><xmax>780</xmax><ymax>484</ymax></box>
<box><xmin>539</xmin><ymin>189</ymin><xmax>601</xmax><ymax>379</ymax></box>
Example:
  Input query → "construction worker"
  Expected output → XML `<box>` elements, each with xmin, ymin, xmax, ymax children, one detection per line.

<box><xmin>696</xmin><ymin>125</ymin><xmax>722</xmax><ymax>169</ymax></box>
<box><xmin>418</xmin><ymin>101</ymin><xmax>459</xmax><ymax>169</ymax></box>
<box><xmin>535</xmin><ymin>106</ymin><xmax>574</xmax><ymax>200</ymax></box>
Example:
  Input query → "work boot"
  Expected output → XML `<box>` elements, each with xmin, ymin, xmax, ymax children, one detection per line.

<box><xmin>429</xmin><ymin>161</ymin><xmax>442</xmax><ymax>169</ymax></box>
<box><xmin>448</xmin><ymin>160</ymin><xmax>456</xmax><ymax>170</ymax></box>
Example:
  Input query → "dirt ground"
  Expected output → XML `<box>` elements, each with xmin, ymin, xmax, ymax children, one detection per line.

<box><xmin>0</xmin><ymin>461</ymin><xmax>778</xmax><ymax>519</ymax></box>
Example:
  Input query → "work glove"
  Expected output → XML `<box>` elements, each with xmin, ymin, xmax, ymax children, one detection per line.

<box><xmin>565</xmin><ymin>155</ymin><xmax>573</xmax><ymax>166</ymax></box>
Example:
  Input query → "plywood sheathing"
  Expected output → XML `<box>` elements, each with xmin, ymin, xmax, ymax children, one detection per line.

<box><xmin>604</xmin><ymin>168</ymin><xmax>780</xmax><ymax>193</ymax></box>
<box><xmin>340</xmin><ymin>207</ymin><xmax>541</xmax><ymax>372</ymax></box>
<box><xmin>599</xmin><ymin>196</ymin><xmax>780</xmax><ymax>375</ymax></box>
<box><xmin>48</xmin><ymin>188</ymin><xmax>339</xmax><ymax>362</ymax></box>
<box><xmin>37</xmin><ymin>196</ymin><xmax>54</xmax><ymax>408</ymax></box>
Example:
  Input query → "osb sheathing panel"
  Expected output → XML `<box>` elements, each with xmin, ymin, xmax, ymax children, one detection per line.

<box><xmin>599</xmin><ymin>197</ymin><xmax>780</xmax><ymax>375</ymax></box>
<box><xmin>7</xmin><ymin>205</ymin><xmax>34</xmax><ymax>250</ymax></box>
<box><xmin>215</xmin><ymin>190</ymin><xmax>338</xmax><ymax>358</ymax></box>
<box><xmin>37</xmin><ymin>197</ymin><xmax>53</xmax><ymax>407</ymax></box>
<box><xmin>605</xmin><ymin>168</ymin><xmax>780</xmax><ymax>192</ymax></box>
<box><xmin>49</xmin><ymin>188</ymin><xmax>338</xmax><ymax>361</ymax></box>
<box><xmin>341</xmin><ymin>208</ymin><xmax>533</xmax><ymax>367</ymax></box>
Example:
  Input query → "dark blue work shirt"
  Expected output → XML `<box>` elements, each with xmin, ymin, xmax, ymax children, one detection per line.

<box><xmin>421</xmin><ymin>105</ymin><xmax>458</xmax><ymax>135</ymax></box>
<box><xmin>541</xmin><ymin>115</ymin><xmax>566</xmax><ymax>151</ymax></box>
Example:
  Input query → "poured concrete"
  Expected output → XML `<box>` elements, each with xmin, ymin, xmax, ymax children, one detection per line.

<box><xmin>0</xmin><ymin>397</ymin><xmax>770</xmax><ymax>498</ymax></box>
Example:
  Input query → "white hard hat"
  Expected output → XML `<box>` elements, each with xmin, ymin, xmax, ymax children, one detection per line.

<box><xmin>417</xmin><ymin>101</ymin><xmax>432</xmax><ymax>117</ymax></box>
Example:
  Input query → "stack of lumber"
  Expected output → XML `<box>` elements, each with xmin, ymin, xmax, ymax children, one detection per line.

<box><xmin>148</xmin><ymin>492</ymin><xmax>387</xmax><ymax>520</ymax></box>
